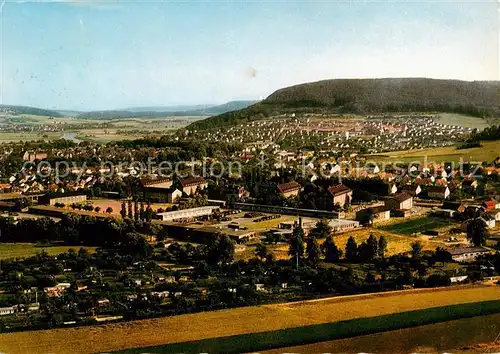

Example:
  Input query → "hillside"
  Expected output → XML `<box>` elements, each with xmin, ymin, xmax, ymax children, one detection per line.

<box><xmin>186</xmin><ymin>78</ymin><xmax>500</xmax><ymax>131</ymax></box>
<box><xmin>0</xmin><ymin>105</ymin><xmax>63</xmax><ymax>117</ymax></box>
<box><xmin>78</xmin><ymin>101</ymin><xmax>257</xmax><ymax>119</ymax></box>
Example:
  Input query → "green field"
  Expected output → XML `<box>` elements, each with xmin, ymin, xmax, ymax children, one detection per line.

<box><xmin>0</xmin><ymin>243</ymin><xmax>96</xmax><ymax>260</ymax></box>
<box><xmin>377</xmin><ymin>216</ymin><xmax>453</xmax><ymax>235</ymax></box>
<box><xmin>117</xmin><ymin>300</ymin><xmax>500</xmax><ymax>353</ymax></box>
<box><xmin>435</xmin><ymin>113</ymin><xmax>495</xmax><ymax>130</ymax></box>
<box><xmin>369</xmin><ymin>139</ymin><xmax>500</xmax><ymax>164</ymax></box>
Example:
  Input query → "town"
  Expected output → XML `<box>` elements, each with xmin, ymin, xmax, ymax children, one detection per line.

<box><xmin>0</xmin><ymin>122</ymin><xmax>497</xmax><ymax>335</ymax></box>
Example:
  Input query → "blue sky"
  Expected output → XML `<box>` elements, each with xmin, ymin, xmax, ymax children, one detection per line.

<box><xmin>0</xmin><ymin>0</ymin><xmax>498</xmax><ymax>111</ymax></box>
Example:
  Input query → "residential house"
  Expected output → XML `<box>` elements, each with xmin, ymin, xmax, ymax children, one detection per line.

<box><xmin>482</xmin><ymin>200</ymin><xmax>500</xmax><ymax>211</ymax></box>
<box><xmin>276</xmin><ymin>181</ymin><xmax>301</xmax><ymax>198</ymax></box>
<box><xmin>487</xmin><ymin>210</ymin><xmax>500</xmax><ymax>222</ymax></box>
<box><xmin>400</xmin><ymin>184</ymin><xmax>422</xmax><ymax>197</ymax></box>
<box><xmin>22</xmin><ymin>151</ymin><xmax>48</xmax><ymax>162</ymax></box>
<box><xmin>356</xmin><ymin>205</ymin><xmax>391</xmax><ymax>224</ymax></box>
<box><xmin>442</xmin><ymin>201</ymin><xmax>466</xmax><ymax>213</ymax></box>
<box><xmin>179</xmin><ymin>177</ymin><xmax>208</xmax><ymax>196</ymax></box>
<box><xmin>426</xmin><ymin>186</ymin><xmax>450</xmax><ymax>200</ymax></box>
<box><xmin>462</xmin><ymin>179</ymin><xmax>478</xmax><ymax>193</ymax></box>
<box><xmin>327</xmin><ymin>184</ymin><xmax>353</xmax><ymax>208</ymax></box>
<box><xmin>385</xmin><ymin>193</ymin><xmax>413</xmax><ymax>211</ymax></box>
<box><xmin>478</xmin><ymin>215</ymin><xmax>496</xmax><ymax>229</ymax></box>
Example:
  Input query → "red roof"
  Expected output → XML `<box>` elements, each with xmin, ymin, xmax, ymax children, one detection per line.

<box><xmin>277</xmin><ymin>181</ymin><xmax>301</xmax><ymax>193</ymax></box>
<box><xmin>482</xmin><ymin>200</ymin><xmax>497</xmax><ymax>210</ymax></box>
<box><xmin>141</xmin><ymin>177</ymin><xmax>172</xmax><ymax>186</ymax></box>
<box><xmin>179</xmin><ymin>177</ymin><xmax>206</xmax><ymax>187</ymax></box>
<box><xmin>328</xmin><ymin>184</ymin><xmax>352</xmax><ymax>196</ymax></box>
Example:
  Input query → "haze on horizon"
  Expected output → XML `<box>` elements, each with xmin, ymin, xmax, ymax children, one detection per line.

<box><xmin>0</xmin><ymin>0</ymin><xmax>498</xmax><ymax>111</ymax></box>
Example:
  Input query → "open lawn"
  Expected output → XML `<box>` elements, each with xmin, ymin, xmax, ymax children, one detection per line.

<box><xmin>0</xmin><ymin>243</ymin><xmax>96</xmax><ymax>260</ymax></box>
<box><xmin>368</xmin><ymin>140</ymin><xmax>500</xmax><ymax>164</ymax></box>
<box><xmin>377</xmin><ymin>216</ymin><xmax>454</xmax><ymax>235</ymax></box>
<box><xmin>0</xmin><ymin>285</ymin><xmax>497</xmax><ymax>354</ymax></box>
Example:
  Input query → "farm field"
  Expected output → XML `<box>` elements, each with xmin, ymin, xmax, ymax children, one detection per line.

<box><xmin>0</xmin><ymin>243</ymin><xmax>96</xmax><ymax>260</ymax></box>
<box><xmin>0</xmin><ymin>114</ymin><xmax>204</xmax><ymax>144</ymax></box>
<box><xmin>0</xmin><ymin>132</ymin><xmax>61</xmax><ymax>143</ymax></box>
<box><xmin>0</xmin><ymin>285</ymin><xmax>498</xmax><ymax>354</ymax></box>
<box><xmin>377</xmin><ymin>216</ymin><xmax>454</xmax><ymax>235</ymax></box>
<box><xmin>264</xmin><ymin>227</ymin><xmax>445</xmax><ymax>261</ymax></box>
<box><xmin>368</xmin><ymin>139</ymin><xmax>500</xmax><ymax>163</ymax></box>
<box><xmin>435</xmin><ymin>113</ymin><xmax>494</xmax><ymax>130</ymax></box>
<box><xmin>262</xmin><ymin>312</ymin><xmax>500</xmax><ymax>354</ymax></box>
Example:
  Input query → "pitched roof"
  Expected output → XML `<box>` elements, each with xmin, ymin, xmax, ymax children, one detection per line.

<box><xmin>482</xmin><ymin>200</ymin><xmax>497</xmax><ymax>209</ymax></box>
<box><xmin>367</xmin><ymin>205</ymin><xmax>391</xmax><ymax>214</ymax></box>
<box><xmin>442</xmin><ymin>201</ymin><xmax>464</xmax><ymax>211</ymax></box>
<box><xmin>179</xmin><ymin>177</ymin><xmax>206</xmax><ymax>187</ymax></box>
<box><xmin>327</xmin><ymin>184</ymin><xmax>352</xmax><ymax>197</ymax></box>
<box><xmin>140</xmin><ymin>176</ymin><xmax>172</xmax><ymax>186</ymax></box>
<box><xmin>392</xmin><ymin>193</ymin><xmax>412</xmax><ymax>202</ymax></box>
<box><xmin>427</xmin><ymin>185</ymin><xmax>448</xmax><ymax>193</ymax></box>
<box><xmin>277</xmin><ymin>181</ymin><xmax>301</xmax><ymax>193</ymax></box>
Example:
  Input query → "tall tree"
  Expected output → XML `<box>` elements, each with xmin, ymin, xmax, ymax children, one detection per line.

<box><xmin>378</xmin><ymin>236</ymin><xmax>388</xmax><ymax>258</ymax></box>
<box><xmin>321</xmin><ymin>236</ymin><xmax>342</xmax><ymax>262</ymax></box>
<box><xmin>255</xmin><ymin>243</ymin><xmax>269</xmax><ymax>261</ymax></box>
<box><xmin>133</xmin><ymin>201</ymin><xmax>139</xmax><ymax>221</ymax></box>
<box><xmin>466</xmin><ymin>218</ymin><xmax>489</xmax><ymax>246</ymax></box>
<box><xmin>365</xmin><ymin>234</ymin><xmax>378</xmax><ymax>261</ymax></box>
<box><xmin>345</xmin><ymin>236</ymin><xmax>358</xmax><ymax>262</ymax></box>
<box><xmin>411</xmin><ymin>241</ymin><xmax>423</xmax><ymax>259</ymax></box>
<box><xmin>306</xmin><ymin>237</ymin><xmax>321</xmax><ymax>267</ymax></box>
<box><xmin>120</xmin><ymin>202</ymin><xmax>126</xmax><ymax>218</ymax></box>
<box><xmin>313</xmin><ymin>219</ymin><xmax>332</xmax><ymax>239</ymax></box>
<box><xmin>289</xmin><ymin>226</ymin><xmax>305</xmax><ymax>268</ymax></box>
<box><xmin>127</xmin><ymin>200</ymin><xmax>133</xmax><ymax>219</ymax></box>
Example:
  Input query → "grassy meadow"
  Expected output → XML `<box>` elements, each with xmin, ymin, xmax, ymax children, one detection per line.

<box><xmin>368</xmin><ymin>140</ymin><xmax>500</xmax><ymax>164</ymax></box>
<box><xmin>0</xmin><ymin>243</ymin><xmax>96</xmax><ymax>260</ymax></box>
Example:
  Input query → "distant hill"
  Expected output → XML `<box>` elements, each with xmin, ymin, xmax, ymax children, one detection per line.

<box><xmin>123</xmin><ymin>104</ymin><xmax>216</xmax><ymax>113</ymax></box>
<box><xmin>0</xmin><ymin>105</ymin><xmax>63</xmax><ymax>117</ymax></box>
<box><xmin>191</xmin><ymin>101</ymin><xmax>258</xmax><ymax>115</ymax></box>
<box><xmin>186</xmin><ymin>78</ymin><xmax>500</xmax><ymax>131</ymax></box>
<box><xmin>78</xmin><ymin>100</ymin><xmax>257</xmax><ymax>119</ymax></box>
<box><xmin>55</xmin><ymin>110</ymin><xmax>84</xmax><ymax>117</ymax></box>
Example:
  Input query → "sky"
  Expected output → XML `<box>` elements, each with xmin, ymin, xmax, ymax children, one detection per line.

<box><xmin>0</xmin><ymin>0</ymin><xmax>498</xmax><ymax>111</ymax></box>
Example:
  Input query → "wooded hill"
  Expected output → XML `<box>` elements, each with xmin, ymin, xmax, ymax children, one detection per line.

<box><xmin>0</xmin><ymin>105</ymin><xmax>63</xmax><ymax>117</ymax></box>
<box><xmin>186</xmin><ymin>78</ymin><xmax>500</xmax><ymax>131</ymax></box>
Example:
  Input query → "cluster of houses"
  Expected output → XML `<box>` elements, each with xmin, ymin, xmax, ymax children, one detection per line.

<box><xmin>187</xmin><ymin>114</ymin><xmax>474</xmax><ymax>154</ymax></box>
<box><xmin>434</xmin><ymin>200</ymin><xmax>500</xmax><ymax>228</ymax></box>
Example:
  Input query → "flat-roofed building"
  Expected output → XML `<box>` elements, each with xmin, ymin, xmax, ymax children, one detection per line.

<box><xmin>447</xmin><ymin>247</ymin><xmax>491</xmax><ymax>262</ymax></box>
<box><xmin>156</xmin><ymin>206</ymin><xmax>219</xmax><ymax>221</ymax></box>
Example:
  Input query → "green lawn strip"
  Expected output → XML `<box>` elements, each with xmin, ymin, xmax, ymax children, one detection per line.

<box><xmin>116</xmin><ymin>300</ymin><xmax>500</xmax><ymax>353</ymax></box>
